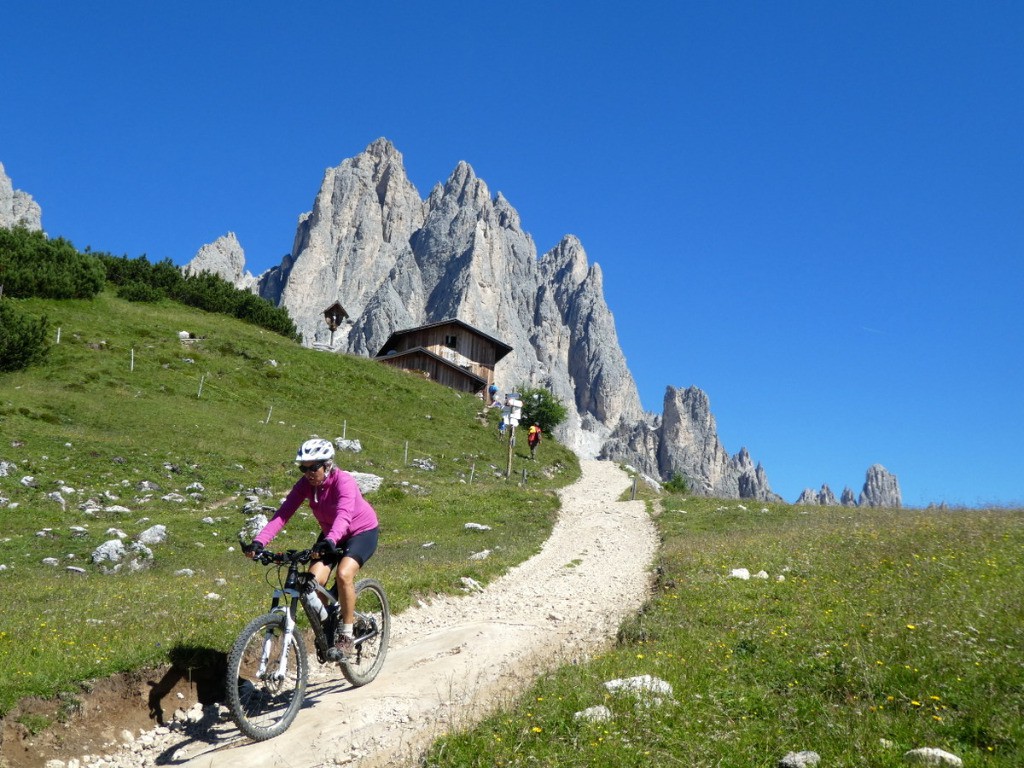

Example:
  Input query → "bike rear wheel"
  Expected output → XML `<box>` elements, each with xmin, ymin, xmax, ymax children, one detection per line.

<box><xmin>226</xmin><ymin>611</ymin><xmax>308</xmax><ymax>741</ymax></box>
<box><xmin>341</xmin><ymin>578</ymin><xmax>390</xmax><ymax>687</ymax></box>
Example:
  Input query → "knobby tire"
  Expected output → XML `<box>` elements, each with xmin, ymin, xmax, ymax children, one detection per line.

<box><xmin>341</xmin><ymin>578</ymin><xmax>390</xmax><ymax>687</ymax></box>
<box><xmin>226</xmin><ymin>611</ymin><xmax>308</xmax><ymax>741</ymax></box>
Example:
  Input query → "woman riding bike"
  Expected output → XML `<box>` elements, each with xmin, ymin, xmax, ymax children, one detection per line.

<box><xmin>244</xmin><ymin>438</ymin><xmax>379</xmax><ymax>657</ymax></box>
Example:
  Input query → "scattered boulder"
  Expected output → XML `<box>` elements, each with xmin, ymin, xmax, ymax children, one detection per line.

<box><xmin>778</xmin><ymin>751</ymin><xmax>820</xmax><ymax>768</ymax></box>
<box><xmin>350</xmin><ymin>471</ymin><xmax>383</xmax><ymax>494</ymax></box>
<box><xmin>138</xmin><ymin>525</ymin><xmax>167</xmax><ymax>545</ymax></box>
<box><xmin>604</xmin><ymin>674</ymin><xmax>673</xmax><ymax>697</ymax></box>
<box><xmin>903</xmin><ymin>747</ymin><xmax>963</xmax><ymax>767</ymax></box>
<box><xmin>238</xmin><ymin>514</ymin><xmax>268</xmax><ymax>542</ymax></box>
<box><xmin>573</xmin><ymin>705</ymin><xmax>612</xmax><ymax>722</ymax></box>
<box><xmin>92</xmin><ymin>539</ymin><xmax>126</xmax><ymax>564</ymax></box>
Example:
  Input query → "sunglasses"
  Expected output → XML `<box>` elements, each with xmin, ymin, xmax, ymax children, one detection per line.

<box><xmin>298</xmin><ymin>462</ymin><xmax>326</xmax><ymax>474</ymax></box>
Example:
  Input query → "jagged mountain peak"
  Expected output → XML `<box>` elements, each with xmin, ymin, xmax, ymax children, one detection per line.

<box><xmin>541</xmin><ymin>235</ymin><xmax>593</xmax><ymax>286</ymax></box>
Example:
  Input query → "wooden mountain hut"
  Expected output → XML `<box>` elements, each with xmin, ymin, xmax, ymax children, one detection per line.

<box><xmin>374</xmin><ymin>318</ymin><xmax>512</xmax><ymax>396</ymax></box>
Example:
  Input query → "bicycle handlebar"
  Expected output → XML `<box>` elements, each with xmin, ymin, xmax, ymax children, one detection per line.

<box><xmin>258</xmin><ymin>548</ymin><xmax>316</xmax><ymax>566</ymax></box>
<box><xmin>239</xmin><ymin>538</ymin><xmax>319</xmax><ymax>566</ymax></box>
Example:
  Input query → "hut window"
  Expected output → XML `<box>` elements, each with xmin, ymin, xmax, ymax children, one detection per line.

<box><xmin>444</xmin><ymin>334</ymin><xmax>458</xmax><ymax>349</ymax></box>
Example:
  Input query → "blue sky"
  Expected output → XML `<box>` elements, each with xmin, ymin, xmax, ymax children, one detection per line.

<box><xmin>3</xmin><ymin>2</ymin><xmax>1022</xmax><ymax>507</ymax></box>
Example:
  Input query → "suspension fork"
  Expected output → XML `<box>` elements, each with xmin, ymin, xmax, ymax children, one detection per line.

<box><xmin>260</xmin><ymin>594</ymin><xmax>301</xmax><ymax>680</ymax></box>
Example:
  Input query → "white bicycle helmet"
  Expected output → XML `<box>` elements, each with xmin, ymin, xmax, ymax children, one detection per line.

<box><xmin>295</xmin><ymin>438</ymin><xmax>335</xmax><ymax>464</ymax></box>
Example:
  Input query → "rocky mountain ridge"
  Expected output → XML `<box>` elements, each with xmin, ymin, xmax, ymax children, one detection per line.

<box><xmin>1</xmin><ymin>153</ymin><xmax>901</xmax><ymax>506</ymax></box>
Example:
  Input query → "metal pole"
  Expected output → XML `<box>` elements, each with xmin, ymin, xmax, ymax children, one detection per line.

<box><xmin>404</xmin><ymin>441</ymin><xmax>409</xmax><ymax>465</ymax></box>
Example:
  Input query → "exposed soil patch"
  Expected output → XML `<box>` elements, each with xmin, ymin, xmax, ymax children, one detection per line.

<box><xmin>1</xmin><ymin>662</ymin><xmax>215</xmax><ymax>768</ymax></box>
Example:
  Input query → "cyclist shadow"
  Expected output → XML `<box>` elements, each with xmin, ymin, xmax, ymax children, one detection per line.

<box><xmin>148</xmin><ymin>648</ymin><xmax>357</xmax><ymax>764</ymax></box>
<box><xmin>147</xmin><ymin>645</ymin><xmax>226</xmax><ymax>726</ymax></box>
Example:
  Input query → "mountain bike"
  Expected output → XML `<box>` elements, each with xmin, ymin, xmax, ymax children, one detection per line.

<box><xmin>225</xmin><ymin>543</ymin><xmax>390</xmax><ymax>741</ymax></box>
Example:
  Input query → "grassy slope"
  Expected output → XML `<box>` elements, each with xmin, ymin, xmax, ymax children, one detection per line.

<box><xmin>425</xmin><ymin>496</ymin><xmax>1024</xmax><ymax>767</ymax></box>
<box><xmin>0</xmin><ymin>292</ymin><xmax>579</xmax><ymax>714</ymax></box>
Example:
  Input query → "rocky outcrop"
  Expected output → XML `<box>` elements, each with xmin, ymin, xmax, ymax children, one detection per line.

<box><xmin>859</xmin><ymin>464</ymin><xmax>902</xmax><ymax>508</ymax></box>
<box><xmin>794</xmin><ymin>472</ymin><xmax>901</xmax><ymax>508</ymax></box>
<box><xmin>182</xmin><ymin>232</ymin><xmax>258</xmax><ymax>292</ymax></box>
<box><xmin>652</xmin><ymin>386</ymin><xmax>779</xmax><ymax>500</ymax></box>
<box><xmin>0</xmin><ymin>162</ymin><xmax>43</xmax><ymax>232</ymax></box>
<box><xmin>795</xmin><ymin>484</ymin><xmax>839</xmax><ymax>506</ymax></box>
<box><xmin>600</xmin><ymin>386</ymin><xmax>779</xmax><ymax>500</ymax></box>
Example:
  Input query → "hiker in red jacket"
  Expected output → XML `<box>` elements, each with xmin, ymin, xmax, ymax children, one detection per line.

<box><xmin>527</xmin><ymin>423</ymin><xmax>542</xmax><ymax>460</ymax></box>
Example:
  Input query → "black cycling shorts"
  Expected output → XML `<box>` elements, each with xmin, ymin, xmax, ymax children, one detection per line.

<box><xmin>316</xmin><ymin>527</ymin><xmax>379</xmax><ymax>568</ymax></box>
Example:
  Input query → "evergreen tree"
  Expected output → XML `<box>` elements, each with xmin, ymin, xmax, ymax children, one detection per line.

<box><xmin>515</xmin><ymin>386</ymin><xmax>568</xmax><ymax>434</ymax></box>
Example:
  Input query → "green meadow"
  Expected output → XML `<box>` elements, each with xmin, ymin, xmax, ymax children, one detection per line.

<box><xmin>425</xmin><ymin>496</ymin><xmax>1024</xmax><ymax>767</ymax></box>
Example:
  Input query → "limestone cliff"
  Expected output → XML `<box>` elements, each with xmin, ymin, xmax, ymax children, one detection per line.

<box><xmin>0</xmin><ymin>163</ymin><xmax>43</xmax><ymax>232</ymax></box>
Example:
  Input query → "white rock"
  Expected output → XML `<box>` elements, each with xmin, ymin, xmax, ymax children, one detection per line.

<box><xmin>138</xmin><ymin>525</ymin><xmax>167</xmax><ymax>545</ymax></box>
<box><xmin>779</xmin><ymin>751</ymin><xmax>820</xmax><ymax>768</ymax></box>
<box><xmin>903</xmin><ymin>747</ymin><xmax>963</xmax><ymax>767</ymax></box>
<box><xmin>729</xmin><ymin>568</ymin><xmax>750</xmax><ymax>580</ymax></box>
<box><xmin>573</xmin><ymin>705</ymin><xmax>612</xmax><ymax>722</ymax></box>
<box><xmin>464</xmin><ymin>522</ymin><xmax>492</xmax><ymax>531</ymax></box>
<box><xmin>92</xmin><ymin>539</ymin><xmax>126</xmax><ymax>564</ymax></box>
<box><xmin>604</xmin><ymin>674</ymin><xmax>673</xmax><ymax>697</ymax></box>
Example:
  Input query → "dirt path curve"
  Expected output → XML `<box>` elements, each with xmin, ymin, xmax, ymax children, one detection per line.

<box><xmin>177</xmin><ymin>460</ymin><xmax>658</xmax><ymax>768</ymax></box>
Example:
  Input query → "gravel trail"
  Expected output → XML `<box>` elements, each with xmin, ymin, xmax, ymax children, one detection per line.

<box><xmin>105</xmin><ymin>460</ymin><xmax>658</xmax><ymax>768</ymax></box>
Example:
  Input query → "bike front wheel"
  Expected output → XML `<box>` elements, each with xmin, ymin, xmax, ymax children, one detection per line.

<box><xmin>226</xmin><ymin>611</ymin><xmax>308</xmax><ymax>741</ymax></box>
<box><xmin>341</xmin><ymin>578</ymin><xmax>390</xmax><ymax>687</ymax></box>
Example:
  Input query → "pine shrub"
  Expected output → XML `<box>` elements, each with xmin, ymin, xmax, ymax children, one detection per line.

<box><xmin>0</xmin><ymin>300</ymin><xmax>50</xmax><ymax>372</ymax></box>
